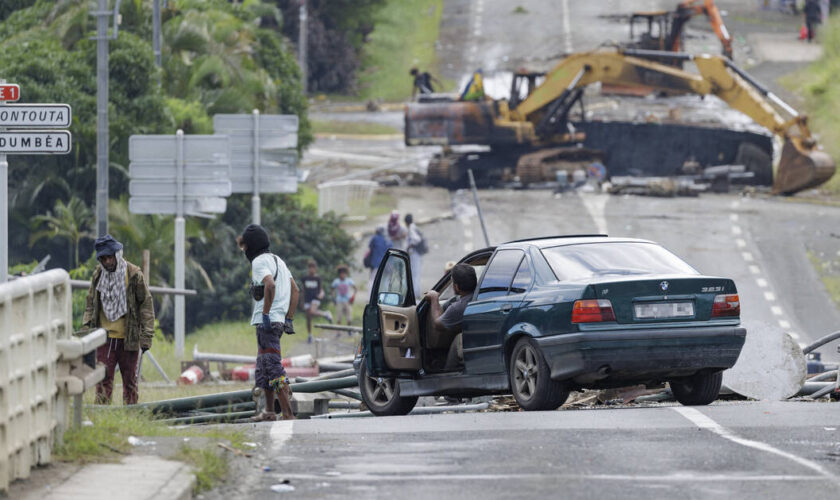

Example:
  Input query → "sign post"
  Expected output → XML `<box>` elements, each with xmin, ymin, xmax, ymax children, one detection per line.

<box><xmin>213</xmin><ymin>112</ymin><xmax>299</xmax><ymax>224</ymax></box>
<box><xmin>0</xmin><ymin>81</ymin><xmax>72</xmax><ymax>282</ymax></box>
<box><xmin>129</xmin><ymin>130</ymin><xmax>231</xmax><ymax>357</ymax></box>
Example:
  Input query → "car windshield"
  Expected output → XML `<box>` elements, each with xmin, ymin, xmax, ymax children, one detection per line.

<box><xmin>541</xmin><ymin>242</ymin><xmax>698</xmax><ymax>281</ymax></box>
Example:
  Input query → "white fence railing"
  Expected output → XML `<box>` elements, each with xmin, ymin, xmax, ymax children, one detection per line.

<box><xmin>317</xmin><ymin>180</ymin><xmax>379</xmax><ymax>218</ymax></box>
<box><xmin>0</xmin><ymin>270</ymin><xmax>73</xmax><ymax>493</ymax></box>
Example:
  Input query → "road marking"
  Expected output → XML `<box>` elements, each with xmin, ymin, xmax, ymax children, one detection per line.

<box><xmin>270</xmin><ymin>420</ymin><xmax>294</xmax><ymax>451</ymax></box>
<box><xmin>463</xmin><ymin>243</ymin><xmax>473</xmax><ymax>252</ymax></box>
<box><xmin>788</xmin><ymin>331</ymin><xmax>801</xmax><ymax>340</ymax></box>
<box><xmin>732</xmin><ymin>226</ymin><xmax>742</xmax><ymax>235</ymax></box>
<box><xmin>771</xmin><ymin>305</ymin><xmax>784</xmax><ymax>316</ymax></box>
<box><xmin>464</xmin><ymin>228</ymin><xmax>474</xmax><ymax>239</ymax></box>
<box><xmin>779</xmin><ymin>319</ymin><xmax>791</xmax><ymax>329</ymax></box>
<box><xmin>730</xmin><ymin>200</ymin><xmax>740</xmax><ymax>209</ymax></box>
<box><xmin>741</xmin><ymin>252</ymin><xmax>754</xmax><ymax>262</ymax></box>
<box><xmin>561</xmin><ymin>0</ymin><xmax>573</xmax><ymax>53</ymax></box>
<box><xmin>763</xmin><ymin>291</ymin><xmax>776</xmax><ymax>302</ymax></box>
<box><xmin>671</xmin><ymin>407</ymin><xmax>838</xmax><ymax>483</ymax></box>
<box><xmin>473</xmin><ymin>27</ymin><xmax>481</xmax><ymax>36</ymax></box>
<box><xmin>277</xmin><ymin>472</ymin><xmax>826</xmax><ymax>483</ymax></box>
<box><xmin>736</xmin><ymin>238</ymin><xmax>746</xmax><ymax>248</ymax></box>
<box><xmin>756</xmin><ymin>278</ymin><xmax>768</xmax><ymax>288</ymax></box>
<box><xmin>730</xmin><ymin>214</ymin><xmax>739</xmax><ymax>222</ymax></box>
<box><xmin>579</xmin><ymin>194</ymin><xmax>608</xmax><ymax>234</ymax></box>
<box><xmin>749</xmin><ymin>265</ymin><xmax>760</xmax><ymax>275</ymax></box>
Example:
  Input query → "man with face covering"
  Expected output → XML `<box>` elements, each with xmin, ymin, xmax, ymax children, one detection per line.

<box><xmin>238</xmin><ymin>224</ymin><xmax>299</xmax><ymax>421</ymax></box>
<box><xmin>83</xmin><ymin>235</ymin><xmax>155</xmax><ymax>405</ymax></box>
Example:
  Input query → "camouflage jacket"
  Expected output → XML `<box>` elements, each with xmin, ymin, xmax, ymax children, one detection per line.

<box><xmin>82</xmin><ymin>261</ymin><xmax>155</xmax><ymax>351</ymax></box>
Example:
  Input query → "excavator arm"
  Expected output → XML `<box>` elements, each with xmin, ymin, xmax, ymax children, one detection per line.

<box><xmin>673</xmin><ymin>0</ymin><xmax>733</xmax><ymax>59</ymax></box>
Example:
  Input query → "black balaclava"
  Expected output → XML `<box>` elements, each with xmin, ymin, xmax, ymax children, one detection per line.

<box><xmin>241</xmin><ymin>224</ymin><xmax>270</xmax><ymax>262</ymax></box>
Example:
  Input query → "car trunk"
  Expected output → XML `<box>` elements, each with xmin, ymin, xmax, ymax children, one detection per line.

<box><xmin>590</xmin><ymin>276</ymin><xmax>736</xmax><ymax>324</ymax></box>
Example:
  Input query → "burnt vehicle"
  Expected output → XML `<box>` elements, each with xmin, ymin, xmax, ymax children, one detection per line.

<box><xmin>357</xmin><ymin>236</ymin><xmax>746</xmax><ymax>415</ymax></box>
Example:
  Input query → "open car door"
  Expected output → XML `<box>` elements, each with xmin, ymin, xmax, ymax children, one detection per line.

<box><xmin>363</xmin><ymin>249</ymin><xmax>422</xmax><ymax>377</ymax></box>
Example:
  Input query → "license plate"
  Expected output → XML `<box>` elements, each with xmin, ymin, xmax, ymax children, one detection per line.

<box><xmin>634</xmin><ymin>301</ymin><xmax>694</xmax><ymax>319</ymax></box>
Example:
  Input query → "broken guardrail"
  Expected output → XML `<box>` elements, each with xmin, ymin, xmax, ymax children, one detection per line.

<box><xmin>56</xmin><ymin>328</ymin><xmax>107</xmax><ymax>428</ymax></box>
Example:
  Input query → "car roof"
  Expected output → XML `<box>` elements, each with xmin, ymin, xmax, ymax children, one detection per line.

<box><xmin>499</xmin><ymin>235</ymin><xmax>655</xmax><ymax>250</ymax></box>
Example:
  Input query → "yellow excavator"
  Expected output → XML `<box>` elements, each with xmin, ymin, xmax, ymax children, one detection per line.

<box><xmin>629</xmin><ymin>0</ymin><xmax>733</xmax><ymax>60</ymax></box>
<box><xmin>405</xmin><ymin>48</ymin><xmax>835</xmax><ymax>195</ymax></box>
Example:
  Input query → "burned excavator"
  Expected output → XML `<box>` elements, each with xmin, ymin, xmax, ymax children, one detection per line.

<box><xmin>628</xmin><ymin>0</ymin><xmax>733</xmax><ymax>60</ymax></box>
<box><xmin>405</xmin><ymin>48</ymin><xmax>835</xmax><ymax>195</ymax></box>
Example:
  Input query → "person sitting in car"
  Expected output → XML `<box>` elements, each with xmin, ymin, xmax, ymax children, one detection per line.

<box><xmin>424</xmin><ymin>264</ymin><xmax>477</xmax><ymax>369</ymax></box>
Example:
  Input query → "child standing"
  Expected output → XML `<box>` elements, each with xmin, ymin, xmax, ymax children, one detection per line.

<box><xmin>331</xmin><ymin>265</ymin><xmax>357</xmax><ymax>330</ymax></box>
<box><xmin>303</xmin><ymin>260</ymin><xmax>333</xmax><ymax>344</ymax></box>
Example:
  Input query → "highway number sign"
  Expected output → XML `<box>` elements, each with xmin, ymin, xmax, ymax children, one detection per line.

<box><xmin>0</xmin><ymin>84</ymin><xmax>20</xmax><ymax>102</ymax></box>
<box><xmin>0</xmin><ymin>131</ymin><xmax>72</xmax><ymax>154</ymax></box>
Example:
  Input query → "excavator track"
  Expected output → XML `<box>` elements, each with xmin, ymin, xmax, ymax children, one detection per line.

<box><xmin>515</xmin><ymin>148</ymin><xmax>605</xmax><ymax>184</ymax></box>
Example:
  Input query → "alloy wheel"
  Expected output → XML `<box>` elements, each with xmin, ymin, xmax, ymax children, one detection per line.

<box><xmin>513</xmin><ymin>344</ymin><xmax>539</xmax><ymax>401</ymax></box>
<box><xmin>365</xmin><ymin>374</ymin><xmax>395</xmax><ymax>405</ymax></box>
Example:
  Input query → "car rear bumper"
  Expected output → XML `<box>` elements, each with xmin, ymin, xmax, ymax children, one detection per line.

<box><xmin>535</xmin><ymin>325</ymin><xmax>746</xmax><ymax>385</ymax></box>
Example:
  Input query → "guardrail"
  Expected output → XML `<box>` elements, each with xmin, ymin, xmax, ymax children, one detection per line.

<box><xmin>56</xmin><ymin>328</ymin><xmax>107</xmax><ymax>428</ymax></box>
<box><xmin>69</xmin><ymin>279</ymin><xmax>196</xmax><ymax>296</ymax></box>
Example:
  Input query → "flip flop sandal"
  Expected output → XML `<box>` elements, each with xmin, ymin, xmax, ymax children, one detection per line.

<box><xmin>250</xmin><ymin>411</ymin><xmax>277</xmax><ymax>422</ymax></box>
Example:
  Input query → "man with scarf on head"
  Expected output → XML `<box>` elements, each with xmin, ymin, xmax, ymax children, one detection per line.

<box><xmin>83</xmin><ymin>235</ymin><xmax>155</xmax><ymax>405</ymax></box>
<box><xmin>238</xmin><ymin>224</ymin><xmax>299</xmax><ymax>421</ymax></box>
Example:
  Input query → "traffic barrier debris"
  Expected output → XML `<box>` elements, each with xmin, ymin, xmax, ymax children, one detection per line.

<box><xmin>312</xmin><ymin>402</ymin><xmax>491</xmax><ymax>419</ymax></box>
<box><xmin>178</xmin><ymin>365</ymin><xmax>205</xmax><ymax>385</ymax></box>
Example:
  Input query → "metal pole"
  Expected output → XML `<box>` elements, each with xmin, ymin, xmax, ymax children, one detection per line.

<box><xmin>174</xmin><ymin>129</ymin><xmax>185</xmax><ymax>358</ymax></box>
<box><xmin>252</xmin><ymin>109</ymin><xmax>260</xmax><ymax>225</ymax></box>
<box><xmin>152</xmin><ymin>0</ymin><xmax>161</xmax><ymax>67</ymax></box>
<box><xmin>467</xmin><ymin>169</ymin><xmax>491</xmax><ymax>247</ymax></box>
<box><xmin>0</xmin><ymin>79</ymin><xmax>7</xmax><ymax>282</ymax></box>
<box><xmin>95</xmin><ymin>0</ymin><xmax>109</xmax><ymax>237</ymax></box>
<box><xmin>299</xmin><ymin>1</ymin><xmax>307</xmax><ymax>94</ymax></box>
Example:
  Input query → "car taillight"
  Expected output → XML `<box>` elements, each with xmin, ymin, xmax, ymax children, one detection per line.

<box><xmin>711</xmin><ymin>294</ymin><xmax>740</xmax><ymax>317</ymax></box>
<box><xmin>572</xmin><ymin>299</ymin><xmax>616</xmax><ymax>323</ymax></box>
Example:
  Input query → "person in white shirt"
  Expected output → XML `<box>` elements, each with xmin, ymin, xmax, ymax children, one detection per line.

<box><xmin>238</xmin><ymin>224</ymin><xmax>299</xmax><ymax>421</ymax></box>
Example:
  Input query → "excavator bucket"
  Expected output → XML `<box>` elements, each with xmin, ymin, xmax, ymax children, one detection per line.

<box><xmin>773</xmin><ymin>139</ymin><xmax>836</xmax><ymax>195</ymax></box>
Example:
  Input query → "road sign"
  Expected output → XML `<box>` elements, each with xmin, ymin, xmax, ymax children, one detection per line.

<box><xmin>129</xmin><ymin>161</ymin><xmax>230</xmax><ymax>180</ymax></box>
<box><xmin>0</xmin><ymin>85</ymin><xmax>19</xmax><ymax>102</ymax></box>
<box><xmin>0</xmin><ymin>104</ymin><xmax>71</xmax><ymax>128</ymax></box>
<box><xmin>0</xmin><ymin>131</ymin><xmax>72</xmax><ymax>154</ymax></box>
<box><xmin>231</xmin><ymin>176</ymin><xmax>299</xmax><ymax>194</ymax></box>
<box><xmin>129</xmin><ymin>196</ymin><xmax>227</xmax><ymax>216</ymax></box>
<box><xmin>129</xmin><ymin>134</ymin><xmax>230</xmax><ymax>162</ymax></box>
<box><xmin>129</xmin><ymin>180</ymin><xmax>231</xmax><ymax>197</ymax></box>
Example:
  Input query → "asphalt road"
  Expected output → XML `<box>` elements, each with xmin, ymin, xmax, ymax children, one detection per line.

<box><xmin>209</xmin><ymin>402</ymin><xmax>840</xmax><ymax>499</ymax></box>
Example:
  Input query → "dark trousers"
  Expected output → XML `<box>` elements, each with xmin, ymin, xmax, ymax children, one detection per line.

<box><xmin>95</xmin><ymin>338</ymin><xmax>139</xmax><ymax>405</ymax></box>
<box><xmin>807</xmin><ymin>20</ymin><xmax>817</xmax><ymax>41</ymax></box>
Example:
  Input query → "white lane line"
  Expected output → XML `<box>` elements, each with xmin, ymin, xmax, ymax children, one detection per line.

<box><xmin>756</xmin><ymin>278</ymin><xmax>768</xmax><ymax>288</ymax></box>
<box><xmin>779</xmin><ymin>319</ymin><xmax>791</xmax><ymax>329</ymax></box>
<box><xmin>730</xmin><ymin>200</ymin><xmax>740</xmax><ymax>209</ymax></box>
<box><xmin>672</xmin><ymin>407</ymin><xmax>838</xmax><ymax>483</ymax></box>
<box><xmin>561</xmin><ymin>0</ymin><xmax>573</xmax><ymax>53</ymax></box>
<box><xmin>771</xmin><ymin>305</ymin><xmax>784</xmax><ymax>316</ymax></box>
<box><xmin>732</xmin><ymin>226</ymin><xmax>742</xmax><ymax>235</ymax></box>
<box><xmin>579</xmin><ymin>194</ymin><xmax>608</xmax><ymax>235</ymax></box>
<box><xmin>277</xmin><ymin>472</ymin><xmax>825</xmax><ymax>483</ymax></box>
<box><xmin>464</xmin><ymin>228</ymin><xmax>474</xmax><ymax>239</ymax></box>
<box><xmin>763</xmin><ymin>291</ymin><xmax>776</xmax><ymax>302</ymax></box>
<box><xmin>736</xmin><ymin>239</ymin><xmax>746</xmax><ymax>248</ymax></box>
<box><xmin>270</xmin><ymin>420</ymin><xmax>294</xmax><ymax>450</ymax></box>
<box><xmin>749</xmin><ymin>265</ymin><xmax>760</xmax><ymax>275</ymax></box>
<box><xmin>742</xmin><ymin>252</ymin><xmax>754</xmax><ymax>262</ymax></box>
<box><xmin>789</xmin><ymin>331</ymin><xmax>801</xmax><ymax>340</ymax></box>
<box><xmin>463</xmin><ymin>243</ymin><xmax>473</xmax><ymax>252</ymax></box>
<box><xmin>730</xmin><ymin>214</ymin><xmax>739</xmax><ymax>222</ymax></box>
<box><xmin>473</xmin><ymin>27</ymin><xmax>482</xmax><ymax>36</ymax></box>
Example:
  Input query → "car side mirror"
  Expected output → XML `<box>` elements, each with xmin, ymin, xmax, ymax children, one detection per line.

<box><xmin>378</xmin><ymin>292</ymin><xmax>402</xmax><ymax>306</ymax></box>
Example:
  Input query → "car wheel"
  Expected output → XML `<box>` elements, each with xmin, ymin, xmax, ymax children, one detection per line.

<box><xmin>670</xmin><ymin>371</ymin><xmax>723</xmax><ymax>406</ymax></box>
<box><xmin>509</xmin><ymin>338</ymin><xmax>569</xmax><ymax>411</ymax></box>
<box><xmin>359</xmin><ymin>357</ymin><xmax>418</xmax><ymax>416</ymax></box>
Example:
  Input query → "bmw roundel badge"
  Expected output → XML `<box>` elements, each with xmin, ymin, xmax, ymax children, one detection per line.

<box><xmin>660</xmin><ymin>281</ymin><xmax>669</xmax><ymax>291</ymax></box>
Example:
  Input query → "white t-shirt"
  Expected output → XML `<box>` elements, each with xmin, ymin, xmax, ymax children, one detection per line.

<box><xmin>250</xmin><ymin>253</ymin><xmax>292</xmax><ymax>325</ymax></box>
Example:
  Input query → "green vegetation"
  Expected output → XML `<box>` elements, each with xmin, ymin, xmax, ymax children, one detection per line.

<box><xmin>808</xmin><ymin>250</ymin><xmax>840</xmax><ymax>309</ymax></box>
<box><xmin>785</xmin><ymin>14</ymin><xmax>840</xmax><ymax>195</ymax></box>
<box><xmin>175</xmin><ymin>445</ymin><xmax>228</xmax><ymax>493</ymax></box>
<box><xmin>513</xmin><ymin>6</ymin><xmax>529</xmax><ymax>14</ymax></box>
<box><xmin>359</xmin><ymin>0</ymin><xmax>446</xmax><ymax>101</ymax></box>
<box><xmin>312</xmin><ymin>119</ymin><xmax>400</xmax><ymax>135</ymax></box>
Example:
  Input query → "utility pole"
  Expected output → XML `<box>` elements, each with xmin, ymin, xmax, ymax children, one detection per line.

<box><xmin>153</xmin><ymin>0</ymin><xmax>161</xmax><ymax>67</ymax></box>
<box><xmin>0</xmin><ymin>79</ymin><xmax>7</xmax><ymax>283</ymax></box>
<box><xmin>95</xmin><ymin>0</ymin><xmax>110</xmax><ymax>237</ymax></box>
<box><xmin>299</xmin><ymin>0</ymin><xmax>307</xmax><ymax>94</ymax></box>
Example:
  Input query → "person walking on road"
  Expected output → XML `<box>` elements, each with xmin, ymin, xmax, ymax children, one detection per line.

<box><xmin>405</xmin><ymin>213</ymin><xmax>426</xmax><ymax>300</ymax></box>
<box><xmin>238</xmin><ymin>224</ymin><xmax>298</xmax><ymax>421</ymax></box>
<box><xmin>302</xmin><ymin>260</ymin><xmax>333</xmax><ymax>344</ymax></box>
<box><xmin>331</xmin><ymin>264</ymin><xmax>357</xmax><ymax>328</ymax></box>
<box><xmin>805</xmin><ymin>0</ymin><xmax>822</xmax><ymax>41</ymax></box>
<box><xmin>366</xmin><ymin>226</ymin><xmax>391</xmax><ymax>299</ymax></box>
<box><xmin>83</xmin><ymin>235</ymin><xmax>154</xmax><ymax>406</ymax></box>
<box><xmin>387</xmin><ymin>210</ymin><xmax>407</xmax><ymax>250</ymax></box>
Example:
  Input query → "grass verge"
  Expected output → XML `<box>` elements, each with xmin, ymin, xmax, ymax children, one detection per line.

<box><xmin>359</xmin><ymin>0</ymin><xmax>446</xmax><ymax>101</ymax></box>
<box><xmin>312</xmin><ymin>119</ymin><xmax>400</xmax><ymax>136</ymax></box>
<box><xmin>175</xmin><ymin>445</ymin><xmax>228</xmax><ymax>493</ymax></box>
<box><xmin>782</xmin><ymin>14</ymin><xmax>840</xmax><ymax>195</ymax></box>
<box><xmin>808</xmin><ymin>250</ymin><xmax>840</xmax><ymax>308</ymax></box>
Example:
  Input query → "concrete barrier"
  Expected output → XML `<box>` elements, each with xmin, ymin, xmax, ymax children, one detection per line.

<box><xmin>0</xmin><ymin>270</ymin><xmax>72</xmax><ymax>494</ymax></box>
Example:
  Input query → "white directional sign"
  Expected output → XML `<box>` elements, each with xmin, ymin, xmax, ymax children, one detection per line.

<box><xmin>129</xmin><ymin>161</ymin><xmax>230</xmax><ymax>180</ymax></box>
<box><xmin>0</xmin><ymin>104</ymin><xmax>72</xmax><ymax>128</ymax></box>
<box><xmin>130</xmin><ymin>180</ymin><xmax>231</xmax><ymax>197</ymax></box>
<box><xmin>129</xmin><ymin>196</ymin><xmax>227</xmax><ymax>216</ymax></box>
<box><xmin>129</xmin><ymin>134</ymin><xmax>230</xmax><ymax>162</ymax></box>
<box><xmin>0</xmin><ymin>131</ymin><xmax>72</xmax><ymax>154</ymax></box>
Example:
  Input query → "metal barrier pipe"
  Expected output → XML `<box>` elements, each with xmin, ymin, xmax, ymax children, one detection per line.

<box><xmin>69</xmin><ymin>279</ymin><xmax>197</xmax><ymax>296</ymax></box>
<box><xmin>192</xmin><ymin>344</ymin><xmax>256</xmax><ymax>364</ymax></box>
<box><xmin>314</xmin><ymin>323</ymin><xmax>362</xmax><ymax>333</ymax></box>
<box><xmin>329</xmin><ymin>389</ymin><xmax>363</xmax><ymax>401</ymax></box>
<box><xmin>161</xmin><ymin>410</ymin><xmax>255</xmax><ymax>425</ymax></box>
<box><xmin>319</xmin><ymin>362</ymin><xmax>354</xmax><ymax>372</ymax></box>
<box><xmin>802</xmin><ymin>331</ymin><xmax>840</xmax><ymax>355</ymax></box>
<box><xmin>312</xmin><ymin>402</ymin><xmax>490</xmax><ymax>419</ymax></box>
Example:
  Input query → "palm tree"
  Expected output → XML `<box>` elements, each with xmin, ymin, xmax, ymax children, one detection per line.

<box><xmin>29</xmin><ymin>196</ymin><xmax>94</xmax><ymax>267</ymax></box>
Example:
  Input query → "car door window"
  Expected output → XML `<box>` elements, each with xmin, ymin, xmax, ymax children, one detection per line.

<box><xmin>377</xmin><ymin>254</ymin><xmax>410</xmax><ymax>306</ymax></box>
<box><xmin>509</xmin><ymin>256</ymin><xmax>532</xmax><ymax>295</ymax></box>
<box><xmin>476</xmin><ymin>250</ymin><xmax>524</xmax><ymax>301</ymax></box>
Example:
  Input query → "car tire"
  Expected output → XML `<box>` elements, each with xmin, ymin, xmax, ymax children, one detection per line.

<box><xmin>670</xmin><ymin>371</ymin><xmax>723</xmax><ymax>406</ymax></box>
<box><xmin>509</xmin><ymin>338</ymin><xmax>569</xmax><ymax>411</ymax></box>
<box><xmin>359</xmin><ymin>357</ymin><xmax>418</xmax><ymax>416</ymax></box>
